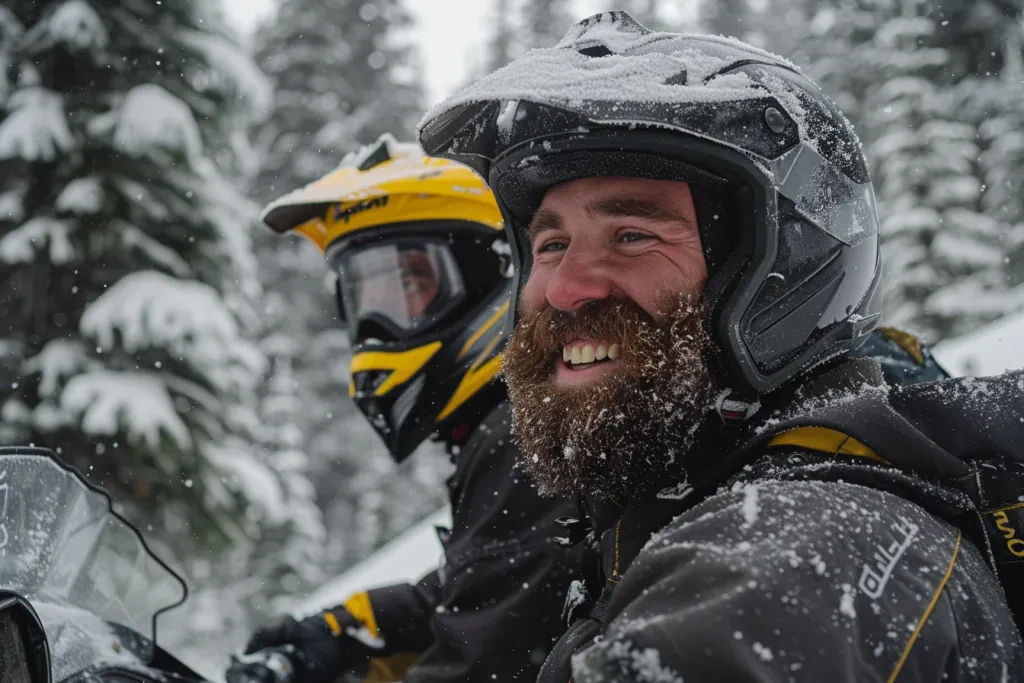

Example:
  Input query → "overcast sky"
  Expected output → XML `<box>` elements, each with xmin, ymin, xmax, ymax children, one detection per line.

<box><xmin>224</xmin><ymin>0</ymin><xmax>497</xmax><ymax>107</ymax></box>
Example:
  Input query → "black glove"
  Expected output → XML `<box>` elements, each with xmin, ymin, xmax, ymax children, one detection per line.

<box><xmin>244</xmin><ymin>610</ymin><xmax>370</xmax><ymax>682</ymax></box>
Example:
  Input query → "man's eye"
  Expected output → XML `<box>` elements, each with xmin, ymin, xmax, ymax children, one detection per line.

<box><xmin>536</xmin><ymin>240</ymin><xmax>567</xmax><ymax>254</ymax></box>
<box><xmin>619</xmin><ymin>231</ymin><xmax>652</xmax><ymax>244</ymax></box>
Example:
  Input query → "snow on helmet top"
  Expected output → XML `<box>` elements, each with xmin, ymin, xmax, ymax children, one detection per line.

<box><xmin>419</xmin><ymin>11</ymin><xmax>882</xmax><ymax>398</ymax></box>
<box><xmin>261</xmin><ymin>134</ymin><xmax>512</xmax><ymax>461</ymax></box>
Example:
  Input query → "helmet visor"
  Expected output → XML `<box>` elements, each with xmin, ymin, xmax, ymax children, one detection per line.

<box><xmin>334</xmin><ymin>240</ymin><xmax>465</xmax><ymax>343</ymax></box>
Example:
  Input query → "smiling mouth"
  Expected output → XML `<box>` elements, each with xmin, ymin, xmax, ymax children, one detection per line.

<box><xmin>561</xmin><ymin>341</ymin><xmax>621</xmax><ymax>370</ymax></box>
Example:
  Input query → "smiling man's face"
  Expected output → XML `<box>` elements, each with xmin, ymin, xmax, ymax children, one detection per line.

<box><xmin>502</xmin><ymin>177</ymin><xmax>717</xmax><ymax>499</ymax></box>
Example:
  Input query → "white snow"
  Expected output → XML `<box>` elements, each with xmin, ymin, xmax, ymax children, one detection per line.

<box><xmin>740</xmin><ymin>484</ymin><xmax>759</xmax><ymax>527</ymax></box>
<box><xmin>204</xmin><ymin>443</ymin><xmax>287</xmax><ymax>525</ymax></box>
<box><xmin>0</xmin><ymin>87</ymin><xmax>74</xmax><ymax>161</ymax></box>
<box><xmin>23</xmin><ymin>339</ymin><xmax>91</xmax><ymax>398</ymax></box>
<box><xmin>423</xmin><ymin>16</ymin><xmax>798</xmax><ymax>133</ymax></box>
<box><xmin>180</xmin><ymin>30</ymin><xmax>274</xmax><ymax>114</ymax></box>
<box><xmin>931</xmin><ymin>231</ymin><xmax>1003</xmax><ymax>269</ymax></box>
<box><xmin>33</xmin><ymin>601</ymin><xmax>147</xmax><ymax>681</ymax></box>
<box><xmin>56</xmin><ymin>177</ymin><xmax>103</xmax><ymax>214</ymax></box>
<box><xmin>60</xmin><ymin>370</ymin><xmax>192</xmax><ymax>449</ymax></box>
<box><xmin>927</xmin><ymin>175</ymin><xmax>981</xmax><ymax>206</ymax></box>
<box><xmin>47</xmin><ymin>0</ymin><xmax>108</xmax><ymax>51</ymax></box>
<box><xmin>89</xmin><ymin>84</ymin><xmax>203</xmax><ymax>161</ymax></box>
<box><xmin>839</xmin><ymin>583</ymin><xmax>857</xmax><ymax>618</ymax></box>
<box><xmin>0</xmin><ymin>188</ymin><xmax>23</xmax><ymax>222</ymax></box>
<box><xmin>572</xmin><ymin>638</ymin><xmax>684</xmax><ymax>682</ymax></box>
<box><xmin>933</xmin><ymin>309</ymin><xmax>1024</xmax><ymax>377</ymax></box>
<box><xmin>291</xmin><ymin>507</ymin><xmax>450</xmax><ymax>616</ymax></box>
<box><xmin>752</xmin><ymin>641</ymin><xmax>774</xmax><ymax>662</ymax></box>
<box><xmin>924</xmin><ymin>278</ymin><xmax>1024</xmax><ymax>322</ymax></box>
<box><xmin>344</xmin><ymin>624</ymin><xmax>386</xmax><ymax>649</ymax></box>
<box><xmin>1</xmin><ymin>398</ymin><xmax>31</xmax><ymax>426</ymax></box>
<box><xmin>0</xmin><ymin>216</ymin><xmax>74</xmax><ymax>264</ymax></box>
<box><xmin>117</xmin><ymin>221</ymin><xmax>193</xmax><ymax>277</ymax></box>
<box><xmin>80</xmin><ymin>271</ymin><xmax>257</xmax><ymax>383</ymax></box>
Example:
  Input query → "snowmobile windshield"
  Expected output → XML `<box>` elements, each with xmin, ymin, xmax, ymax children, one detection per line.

<box><xmin>0</xmin><ymin>449</ymin><xmax>186</xmax><ymax>650</ymax></box>
<box><xmin>331</xmin><ymin>239</ymin><xmax>466</xmax><ymax>344</ymax></box>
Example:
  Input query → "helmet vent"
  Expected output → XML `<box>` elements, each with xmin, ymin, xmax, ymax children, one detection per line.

<box><xmin>357</xmin><ymin>140</ymin><xmax>392</xmax><ymax>171</ymax></box>
<box><xmin>578</xmin><ymin>44</ymin><xmax>613</xmax><ymax>58</ymax></box>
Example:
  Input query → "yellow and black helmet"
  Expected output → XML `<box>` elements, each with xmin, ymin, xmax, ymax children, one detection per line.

<box><xmin>262</xmin><ymin>135</ymin><xmax>512</xmax><ymax>461</ymax></box>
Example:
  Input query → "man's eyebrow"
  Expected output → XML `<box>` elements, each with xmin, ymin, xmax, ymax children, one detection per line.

<box><xmin>585</xmin><ymin>197</ymin><xmax>688</xmax><ymax>224</ymax></box>
<box><xmin>526</xmin><ymin>208</ymin><xmax>563</xmax><ymax>241</ymax></box>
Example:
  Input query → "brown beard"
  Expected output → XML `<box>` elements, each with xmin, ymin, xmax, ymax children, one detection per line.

<box><xmin>501</xmin><ymin>294</ymin><xmax>716</xmax><ymax>501</ymax></box>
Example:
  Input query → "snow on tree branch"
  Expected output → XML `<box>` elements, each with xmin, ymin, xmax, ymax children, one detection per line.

<box><xmin>23</xmin><ymin>340</ymin><xmax>93</xmax><ymax>399</ymax></box>
<box><xmin>47</xmin><ymin>0</ymin><xmax>109</xmax><ymax>51</ymax></box>
<box><xmin>180</xmin><ymin>30</ymin><xmax>273</xmax><ymax>115</ymax></box>
<box><xmin>61</xmin><ymin>370</ymin><xmax>192</xmax><ymax>450</ymax></box>
<box><xmin>88</xmin><ymin>84</ymin><xmax>203</xmax><ymax>162</ymax></box>
<box><xmin>204</xmin><ymin>442</ymin><xmax>288</xmax><ymax>526</ymax></box>
<box><xmin>80</xmin><ymin>271</ymin><xmax>264</xmax><ymax>383</ymax></box>
<box><xmin>115</xmin><ymin>221</ymin><xmax>193</xmax><ymax>278</ymax></box>
<box><xmin>0</xmin><ymin>216</ymin><xmax>74</xmax><ymax>264</ymax></box>
<box><xmin>0</xmin><ymin>188</ymin><xmax>24</xmax><ymax>223</ymax></box>
<box><xmin>0</xmin><ymin>88</ymin><xmax>74</xmax><ymax>161</ymax></box>
<box><xmin>56</xmin><ymin>177</ymin><xmax>103</xmax><ymax>215</ymax></box>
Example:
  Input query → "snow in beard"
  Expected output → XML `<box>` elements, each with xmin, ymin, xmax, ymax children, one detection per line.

<box><xmin>504</xmin><ymin>293</ymin><xmax>716</xmax><ymax>501</ymax></box>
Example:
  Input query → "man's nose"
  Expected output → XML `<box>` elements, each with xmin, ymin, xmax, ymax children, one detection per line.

<box><xmin>545</xmin><ymin>247</ymin><xmax>615</xmax><ymax>311</ymax></box>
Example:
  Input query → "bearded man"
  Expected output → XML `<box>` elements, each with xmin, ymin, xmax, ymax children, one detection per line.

<box><xmin>420</xmin><ymin>12</ymin><xmax>1024</xmax><ymax>682</ymax></box>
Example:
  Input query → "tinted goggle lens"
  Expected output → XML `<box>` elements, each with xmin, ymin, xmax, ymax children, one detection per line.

<box><xmin>333</xmin><ymin>241</ymin><xmax>464</xmax><ymax>343</ymax></box>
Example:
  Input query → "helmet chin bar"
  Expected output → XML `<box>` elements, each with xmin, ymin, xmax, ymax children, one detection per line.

<box><xmin>492</xmin><ymin>128</ymin><xmax>880</xmax><ymax>398</ymax></box>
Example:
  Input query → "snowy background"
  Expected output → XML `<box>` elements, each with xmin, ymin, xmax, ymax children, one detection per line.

<box><xmin>1</xmin><ymin>0</ymin><xmax>1022</xmax><ymax>680</ymax></box>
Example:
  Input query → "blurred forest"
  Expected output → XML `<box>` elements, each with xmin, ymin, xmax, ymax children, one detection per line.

<box><xmin>0</xmin><ymin>0</ymin><xmax>1022</xmax><ymax>669</ymax></box>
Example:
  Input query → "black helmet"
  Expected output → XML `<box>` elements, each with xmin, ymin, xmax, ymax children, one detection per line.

<box><xmin>419</xmin><ymin>12</ymin><xmax>882</xmax><ymax>400</ymax></box>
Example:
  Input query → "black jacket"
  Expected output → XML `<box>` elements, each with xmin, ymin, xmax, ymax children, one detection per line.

<box><xmin>540</xmin><ymin>359</ymin><xmax>1024</xmax><ymax>682</ymax></box>
<box><xmin>353</xmin><ymin>403</ymin><xmax>585</xmax><ymax>682</ymax></box>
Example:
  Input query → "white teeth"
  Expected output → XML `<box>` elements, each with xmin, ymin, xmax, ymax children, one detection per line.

<box><xmin>581</xmin><ymin>345</ymin><xmax>595</xmax><ymax>363</ymax></box>
<box><xmin>563</xmin><ymin>342</ymin><xmax>620</xmax><ymax>366</ymax></box>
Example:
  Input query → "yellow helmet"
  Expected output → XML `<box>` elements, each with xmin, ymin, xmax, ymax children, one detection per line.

<box><xmin>262</xmin><ymin>135</ymin><xmax>512</xmax><ymax>461</ymax></box>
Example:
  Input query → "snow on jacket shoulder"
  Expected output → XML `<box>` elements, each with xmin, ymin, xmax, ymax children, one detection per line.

<box><xmin>573</xmin><ymin>477</ymin><xmax>1019</xmax><ymax>682</ymax></box>
<box><xmin>560</xmin><ymin>360</ymin><xmax>1024</xmax><ymax>682</ymax></box>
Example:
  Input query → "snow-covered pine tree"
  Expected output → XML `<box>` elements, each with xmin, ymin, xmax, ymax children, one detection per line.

<box><xmin>931</xmin><ymin>0</ymin><xmax>1024</xmax><ymax>80</ymax></box>
<box><xmin>698</xmin><ymin>0</ymin><xmax>750</xmax><ymax>39</ymax></box>
<box><xmin>165</xmin><ymin>346</ymin><xmax>330</xmax><ymax>673</ymax></box>
<box><xmin>252</xmin><ymin>0</ymin><xmax>422</xmax><ymax>201</ymax></box>
<box><xmin>0</xmin><ymin>0</ymin><xmax>274</xmax><ymax>550</ymax></box>
<box><xmin>746</xmin><ymin>0</ymin><xmax>877</xmax><ymax>126</ymax></box>
<box><xmin>250</xmin><ymin>225</ymin><xmax>379</xmax><ymax>571</ymax></box>
<box><xmin>942</xmin><ymin>26</ymin><xmax>1024</xmax><ymax>321</ymax></box>
<box><xmin>861</xmin><ymin>0</ymin><xmax>1002</xmax><ymax>340</ymax></box>
<box><xmin>486</xmin><ymin>0</ymin><xmax>516</xmax><ymax>72</ymax></box>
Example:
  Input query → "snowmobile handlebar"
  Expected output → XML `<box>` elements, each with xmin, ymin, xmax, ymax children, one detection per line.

<box><xmin>225</xmin><ymin>646</ymin><xmax>298</xmax><ymax>683</ymax></box>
